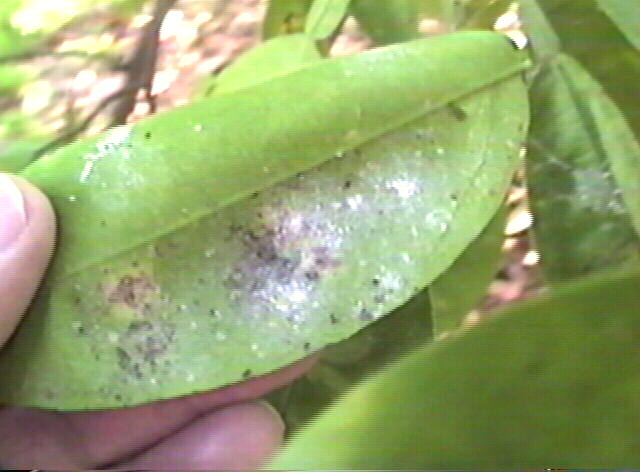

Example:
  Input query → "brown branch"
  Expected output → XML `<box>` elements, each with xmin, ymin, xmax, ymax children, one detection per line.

<box><xmin>110</xmin><ymin>0</ymin><xmax>177</xmax><ymax>126</ymax></box>
<box><xmin>31</xmin><ymin>0</ymin><xmax>176</xmax><ymax>159</ymax></box>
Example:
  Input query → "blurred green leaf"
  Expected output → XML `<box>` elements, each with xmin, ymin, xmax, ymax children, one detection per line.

<box><xmin>110</xmin><ymin>0</ymin><xmax>150</xmax><ymax>16</ymax></box>
<box><xmin>268</xmin><ymin>287</ymin><xmax>432</xmax><ymax>433</ymax></box>
<box><xmin>0</xmin><ymin>33</ymin><xmax>529</xmax><ymax>410</ymax></box>
<box><xmin>0</xmin><ymin>65</ymin><xmax>31</xmax><ymax>94</ymax></box>
<box><xmin>461</xmin><ymin>0</ymin><xmax>514</xmax><ymax>29</ymax></box>
<box><xmin>595</xmin><ymin>0</ymin><xmax>640</xmax><ymax>52</ymax></box>
<box><xmin>11</xmin><ymin>0</ymin><xmax>146</xmax><ymax>35</ymax></box>
<box><xmin>518</xmin><ymin>0</ymin><xmax>559</xmax><ymax>64</ymax></box>
<box><xmin>0</xmin><ymin>137</ymin><xmax>49</xmax><ymax>173</ymax></box>
<box><xmin>0</xmin><ymin>0</ymin><xmax>43</xmax><ymax>60</ymax></box>
<box><xmin>527</xmin><ymin>54</ymin><xmax>640</xmax><ymax>282</ymax></box>
<box><xmin>349</xmin><ymin>0</ymin><xmax>423</xmax><ymax>45</ymax></box>
<box><xmin>437</xmin><ymin>0</ymin><xmax>513</xmax><ymax>31</ymax></box>
<box><xmin>262</xmin><ymin>0</ymin><xmax>313</xmax><ymax>39</ymax></box>
<box><xmin>213</xmin><ymin>34</ymin><xmax>321</xmax><ymax>95</ymax></box>
<box><xmin>0</xmin><ymin>0</ymin><xmax>147</xmax><ymax>61</ymax></box>
<box><xmin>305</xmin><ymin>0</ymin><xmax>351</xmax><ymax>40</ymax></box>
<box><xmin>0</xmin><ymin>111</ymin><xmax>47</xmax><ymax>140</ymax></box>
<box><xmin>429</xmin><ymin>204</ymin><xmax>506</xmax><ymax>334</ymax></box>
<box><xmin>521</xmin><ymin>0</ymin><xmax>640</xmax><ymax>142</ymax></box>
<box><xmin>272</xmin><ymin>267</ymin><xmax>640</xmax><ymax>469</ymax></box>
<box><xmin>349</xmin><ymin>0</ymin><xmax>500</xmax><ymax>45</ymax></box>
<box><xmin>193</xmin><ymin>34</ymin><xmax>320</xmax><ymax>119</ymax></box>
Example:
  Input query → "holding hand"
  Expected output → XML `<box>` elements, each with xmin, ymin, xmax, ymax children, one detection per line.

<box><xmin>0</xmin><ymin>173</ymin><xmax>309</xmax><ymax>469</ymax></box>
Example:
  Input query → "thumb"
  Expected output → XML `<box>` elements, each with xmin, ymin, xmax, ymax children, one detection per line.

<box><xmin>0</xmin><ymin>174</ymin><xmax>56</xmax><ymax>347</ymax></box>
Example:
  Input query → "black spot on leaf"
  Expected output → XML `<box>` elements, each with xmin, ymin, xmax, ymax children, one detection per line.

<box><xmin>359</xmin><ymin>309</ymin><xmax>373</xmax><ymax>321</ymax></box>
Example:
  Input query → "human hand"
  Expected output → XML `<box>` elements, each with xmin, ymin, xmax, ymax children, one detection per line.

<box><xmin>0</xmin><ymin>173</ymin><xmax>313</xmax><ymax>469</ymax></box>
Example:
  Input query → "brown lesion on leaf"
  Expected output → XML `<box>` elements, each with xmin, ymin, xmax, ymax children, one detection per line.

<box><xmin>224</xmin><ymin>209</ymin><xmax>342</xmax><ymax>296</ymax></box>
<box><xmin>104</xmin><ymin>273</ymin><xmax>159</xmax><ymax>318</ymax></box>
<box><xmin>115</xmin><ymin>320</ymin><xmax>176</xmax><ymax>381</ymax></box>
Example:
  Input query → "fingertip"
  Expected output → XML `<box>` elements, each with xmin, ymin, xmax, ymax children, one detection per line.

<box><xmin>0</xmin><ymin>174</ymin><xmax>56</xmax><ymax>345</ymax></box>
<box><xmin>115</xmin><ymin>400</ymin><xmax>285</xmax><ymax>470</ymax></box>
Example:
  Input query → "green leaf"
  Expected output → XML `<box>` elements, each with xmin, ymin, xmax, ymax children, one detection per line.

<box><xmin>262</xmin><ymin>0</ymin><xmax>313</xmax><ymax>39</ymax></box>
<box><xmin>0</xmin><ymin>32</ymin><xmax>529</xmax><ymax>409</ymax></box>
<box><xmin>24</xmin><ymin>32</ymin><xmax>529</xmax><ymax>279</ymax></box>
<box><xmin>518</xmin><ymin>0</ymin><xmax>560</xmax><ymax>63</ymax></box>
<box><xmin>193</xmin><ymin>34</ymin><xmax>319</xmax><ymax>113</ymax></box>
<box><xmin>349</xmin><ymin>0</ymin><xmax>487</xmax><ymax>45</ymax></box>
<box><xmin>595</xmin><ymin>0</ymin><xmax>640</xmax><ymax>52</ymax></box>
<box><xmin>526</xmin><ymin>53</ymin><xmax>640</xmax><ymax>282</ymax></box>
<box><xmin>521</xmin><ymin>0</ymin><xmax>640</xmax><ymax>143</ymax></box>
<box><xmin>0</xmin><ymin>137</ymin><xmax>49</xmax><ymax>173</ymax></box>
<box><xmin>305</xmin><ymin>0</ymin><xmax>351</xmax><ymax>40</ymax></box>
<box><xmin>429</xmin><ymin>203</ymin><xmax>506</xmax><ymax>334</ymax></box>
<box><xmin>349</xmin><ymin>0</ymin><xmax>423</xmax><ymax>45</ymax></box>
<box><xmin>268</xmin><ymin>286</ymin><xmax>432</xmax><ymax>433</ymax></box>
<box><xmin>218</xmin><ymin>28</ymin><xmax>410</xmax><ymax>423</ymax></box>
<box><xmin>271</xmin><ymin>267</ymin><xmax>640</xmax><ymax>469</ymax></box>
<box><xmin>0</xmin><ymin>110</ymin><xmax>46</xmax><ymax>140</ymax></box>
<box><xmin>461</xmin><ymin>0</ymin><xmax>514</xmax><ymax>30</ymax></box>
<box><xmin>213</xmin><ymin>34</ymin><xmax>321</xmax><ymax>95</ymax></box>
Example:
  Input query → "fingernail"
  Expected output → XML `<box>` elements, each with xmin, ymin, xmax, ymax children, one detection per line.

<box><xmin>0</xmin><ymin>174</ymin><xmax>27</xmax><ymax>251</ymax></box>
<box><xmin>257</xmin><ymin>400</ymin><xmax>286</xmax><ymax>434</ymax></box>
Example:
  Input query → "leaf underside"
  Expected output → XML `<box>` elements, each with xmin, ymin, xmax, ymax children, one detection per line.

<box><xmin>0</xmin><ymin>73</ymin><xmax>527</xmax><ymax>409</ymax></box>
